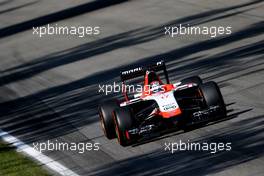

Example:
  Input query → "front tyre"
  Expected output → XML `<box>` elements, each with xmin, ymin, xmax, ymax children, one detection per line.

<box><xmin>113</xmin><ymin>107</ymin><xmax>135</xmax><ymax>146</ymax></box>
<box><xmin>199</xmin><ymin>81</ymin><xmax>227</xmax><ymax>118</ymax></box>
<box><xmin>98</xmin><ymin>100</ymin><xmax>119</xmax><ymax>139</ymax></box>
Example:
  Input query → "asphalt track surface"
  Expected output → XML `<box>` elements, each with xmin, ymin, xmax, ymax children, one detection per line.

<box><xmin>0</xmin><ymin>0</ymin><xmax>264</xmax><ymax>175</ymax></box>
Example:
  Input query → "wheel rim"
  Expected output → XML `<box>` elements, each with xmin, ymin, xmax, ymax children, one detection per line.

<box><xmin>99</xmin><ymin>110</ymin><xmax>107</xmax><ymax>136</ymax></box>
<box><xmin>115</xmin><ymin>124</ymin><xmax>121</xmax><ymax>143</ymax></box>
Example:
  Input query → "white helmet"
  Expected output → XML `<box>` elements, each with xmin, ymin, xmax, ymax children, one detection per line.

<box><xmin>150</xmin><ymin>81</ymin><xmax>162</xmax><ymax>93</ymax></box>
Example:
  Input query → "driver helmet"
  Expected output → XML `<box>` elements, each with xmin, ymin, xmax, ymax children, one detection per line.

<box><xmin>150</xmin><ymin>81</ymin><xmax>162</xmax><ymax>93</ymax></box>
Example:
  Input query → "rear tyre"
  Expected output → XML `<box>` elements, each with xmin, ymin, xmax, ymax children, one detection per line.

<box><xmin>98</xmin><ymin>100</ymin><xmax>119</xmax><ymax>139</ymax></box>
<box><xmin>199</xmin><ymin>81</ymin><xmax>226</xmax><ymax>118</ymax></box>
<box><xmin>113</xmin><ymin>107</ymin><xmax>135</xmax><ymax>146</ymax></box>
<box><xmin>181</xmin><ymin>76</ymin><xmax>202</xmax><ymax>86</ymax></box>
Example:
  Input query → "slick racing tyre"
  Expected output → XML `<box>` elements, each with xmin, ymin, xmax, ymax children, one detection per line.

<box><xmin>113</xmin><ymin>107</ymin><xmax>135</xmax><ymax>146</ymax></box>
<box><xmin>181</xmin><ymin>76</ymin><xmax>203</xmax><ymax>86</ymax></box>
<box><xmin>199</xmin><ymin>81</ymin><xmax>227</xmax><ymax>118</ymax></box>
<box><xmin>98</xmin><ymin>100</ymin><xmax>119</xmax><ymax>139</ymax></box>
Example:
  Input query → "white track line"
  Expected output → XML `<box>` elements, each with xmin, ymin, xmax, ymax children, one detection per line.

<box><xmin>0</xmin><ymin>129</ymin><xmax>79</xmax><ymax>176</ymax></box>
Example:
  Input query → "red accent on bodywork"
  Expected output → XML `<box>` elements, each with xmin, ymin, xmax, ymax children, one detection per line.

<box><xmin>125</xmin><ymin>130</ymin><xmax>130</xmax><ymax>140</ymax></box>
<box><xmin>159</xmin><ymin>108</ymin><xmax>182</xmax><ymax>118</ymax></box>
<box><xmin>163</xmin><ymin>84</ymin><xmax>174</xmax><ymax>91</ymax></box>
<box><xmin>122</xmin><ymin>81</ymin><xmax>129</xmax><ymax>101</ymax></box>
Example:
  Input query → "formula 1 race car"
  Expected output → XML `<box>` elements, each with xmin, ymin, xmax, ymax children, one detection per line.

<box><xmin>98</xmin><ymin>61</ymin><xmax>226</xmax><ymax>146</ymax></box>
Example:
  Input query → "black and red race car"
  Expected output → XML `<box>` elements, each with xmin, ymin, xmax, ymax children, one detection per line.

<box><xmin>99</xmin><ymin>61</ymin><xmax>226</xmax><ymax>146</ymax></box>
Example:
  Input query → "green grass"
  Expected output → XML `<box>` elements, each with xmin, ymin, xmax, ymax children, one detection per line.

<box><xmin>0</xmin><ymin>141</ymin><xmax>50</xmax><ymax>176</ymax></box>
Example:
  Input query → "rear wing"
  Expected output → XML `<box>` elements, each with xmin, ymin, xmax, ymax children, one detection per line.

<box><xmin>120</xmin><ymin>61</ymin><xmax>170</xmax><ymax>84</ymax></box>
